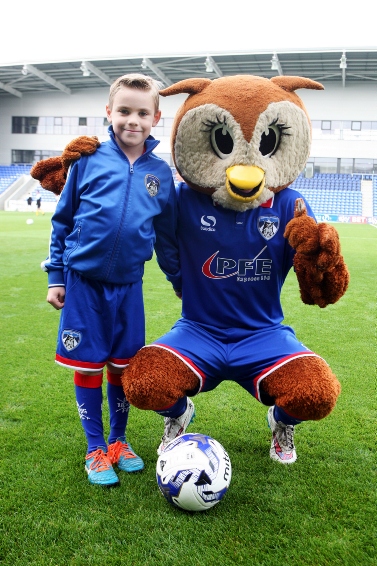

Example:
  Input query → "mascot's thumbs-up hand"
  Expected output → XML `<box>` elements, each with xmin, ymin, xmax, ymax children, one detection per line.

<box><xmin>31</xmin><ymin>136</ymin><xmax>100</xmax><ymax>195</ymax></box>
<box><xmin>284</xmin><ymin>198</ymin><xmax>350</xmax><ymax>308</ymax></box>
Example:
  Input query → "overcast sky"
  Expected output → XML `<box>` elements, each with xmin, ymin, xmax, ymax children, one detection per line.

<box><xmin>1</xmin><ymin>0</ymin><xmax>375</xmax><ymax>65</ymax></box>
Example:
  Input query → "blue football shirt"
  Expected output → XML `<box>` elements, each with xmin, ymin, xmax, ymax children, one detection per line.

<box><xmin>176</xmin><ymin>184</ymin><xmax>315</xmax><ymax>331</ymax></box>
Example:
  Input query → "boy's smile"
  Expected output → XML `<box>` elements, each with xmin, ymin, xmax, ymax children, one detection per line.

<box><xmin>106</xmin><ymin>86</ymin><xmax>161</xmax><ymax>160</ymax></box>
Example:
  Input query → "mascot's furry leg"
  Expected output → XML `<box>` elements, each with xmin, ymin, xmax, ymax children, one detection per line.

<box><xmin>260</xmin><ymin>356</ymin><xmax>340</xmax><ymax>464</ymax></box>
<box><xmin>260</xmin><ymin>356</ymin><xmax>341</xmax><ymax>421</ymax></box>
<box><xmin>122</xmin><ymin>346</ymin><xmax>199</xmax><ymax>410</ymax></box>
<box><xmin>122</xmin><ymin>347</ymin><xmax>340</xmax><ymax>420</ymax></box>
<box><xmin>122</xmin><ymin>347</ymin><xmax>340</xmax><ymax>462</ymax></box>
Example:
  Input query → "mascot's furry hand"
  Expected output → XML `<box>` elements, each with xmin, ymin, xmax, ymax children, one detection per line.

<box><xmin>30</xmin><ymin>136</ymin><xmax>100</xmax><ymax>195</ymax></box>
<box><xmin>284</xmin><ymin>198</ymin><xmax>350</xmax><ymax>307</ymax></box>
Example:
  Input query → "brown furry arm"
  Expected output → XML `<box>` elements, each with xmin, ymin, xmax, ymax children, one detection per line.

<box><xmin>31</xmin><ymin>157</ymin><xmax>67</xmax><ymax>195</ymax></box>
<box><xmin>284</xmin><ymin>198</ymin><xmax>350</xmax><ymax>308</ymax></box>
<box><xmin>30</xmin><ymin>136</ymin><xmax>101</xmax><ymax>196</ymax></box>
<box><xmin>61</xmin><ymin>136</ymin><xmax>100</xmax><ymax>170</ymax></box>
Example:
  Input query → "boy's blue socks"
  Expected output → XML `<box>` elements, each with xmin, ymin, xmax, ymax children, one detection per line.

<box><xmin>107</xmin><ymin>381</ymin><xmax>130</xmax><ymax>445</ymax></box>
<box><xmin>75</xmin><ymin>384</ymin><xmax>106</xmax><ymax>454</ymax></box>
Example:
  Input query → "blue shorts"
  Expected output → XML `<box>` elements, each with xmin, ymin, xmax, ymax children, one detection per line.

<box><xmin>55</xmin><ymin>270</ymin><xmax>145</xmax><ymax>372</ymax></box>
<box><xmin>152</xmin><ymin>318</ymin><xmax>320</xmax><ymax>402</ymax></box>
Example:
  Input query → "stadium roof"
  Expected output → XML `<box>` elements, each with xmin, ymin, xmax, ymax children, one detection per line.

<box><xmin>1</xmin><ymin>48</ymin><xmax>377</xmax><ymax>98</ymax></box>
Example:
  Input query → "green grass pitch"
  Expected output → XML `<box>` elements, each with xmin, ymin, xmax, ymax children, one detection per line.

<box><xmin>0</xmin><ymin>211</ymin><xmax>376</xmax><ymax>565</ymax></box>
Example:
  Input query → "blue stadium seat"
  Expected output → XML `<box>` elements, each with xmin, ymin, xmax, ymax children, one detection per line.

<box><xmin>0</xmin><ymin>165</ymin><xmax>32</xmax><ymax>195</ymax></box>
<box><xmin>295</xmin><ymin>174</ymin><xmax>365</xmax><ymax>215</ymax></box>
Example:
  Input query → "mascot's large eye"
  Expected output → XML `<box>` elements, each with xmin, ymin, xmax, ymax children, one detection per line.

<box><xmin>207</xmin><ymin>122</ymin><xmax>234</xmax><ymax>159</ymax></box>
<box><xmin>259</xmin><ymin>118</ymin><xmax>291</xmax><ymax>157</ymax></box>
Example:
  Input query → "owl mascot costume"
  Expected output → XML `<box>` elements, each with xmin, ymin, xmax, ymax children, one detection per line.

<box><xmin>32</xmin><ymin>75</ymin><xmax>349</xmax><ymax>464</ymax></box>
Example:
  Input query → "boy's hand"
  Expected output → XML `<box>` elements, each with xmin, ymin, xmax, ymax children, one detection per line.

<box><xmin>47</xmin><ymin>287</ymin><xmax>65</xmax><ymax>310</ymax></box>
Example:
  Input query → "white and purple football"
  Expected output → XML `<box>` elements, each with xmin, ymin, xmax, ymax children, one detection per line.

<box><xmin>156</xmin><ymin>433</ymin><xmax>232</xmax><ymax>511</ymax></box>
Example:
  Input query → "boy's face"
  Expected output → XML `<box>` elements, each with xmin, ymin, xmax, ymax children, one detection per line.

<box><xmin>106</xmin><ymin>86</ymin><xmax>161</xmax><ymax>155</ymax></box>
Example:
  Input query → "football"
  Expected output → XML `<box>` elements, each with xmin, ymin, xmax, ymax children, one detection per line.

<box><xmin>156</xmin><ymin>433</ymin><xmax>232</xmax><ymax>512</ymax></box>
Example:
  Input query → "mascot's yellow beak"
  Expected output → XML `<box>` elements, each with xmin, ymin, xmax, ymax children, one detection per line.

<box><xmin>225</xmin><ymin>165</ymin><xmax>265</xmax><ymax>202</ymax></box>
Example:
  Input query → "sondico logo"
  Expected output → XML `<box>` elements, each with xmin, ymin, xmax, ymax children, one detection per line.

<box><xmin>202</xmin><ymin>247</ymin><xmax>271</xmax><ymax>279</ymax></box>
<box><xmin>201</xmin><ymin>215</ymin><xmax>216</xmax><ymax>231</ymax></box>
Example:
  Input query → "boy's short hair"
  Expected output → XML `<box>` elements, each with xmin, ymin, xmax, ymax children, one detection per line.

<box><xmin>108</xmin><ymin>73</ymin><xmax>162</xmax><ymax>112</ymax></box>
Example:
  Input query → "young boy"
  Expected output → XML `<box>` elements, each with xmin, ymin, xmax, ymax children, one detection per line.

<box><xmin>44</xmin><ymin>74</ymin><xmax>180</xmax><ymax>487</ymax></box>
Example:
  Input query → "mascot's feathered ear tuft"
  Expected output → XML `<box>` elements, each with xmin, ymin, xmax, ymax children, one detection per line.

<box><xmin>160</xmin><ymin>78</ymin><xmax>212</xmax><ymax>97</ymax></box>
<box><xmin>271</xmin><ymin>76</ymin><xmax>324</xmax><ymax>92</ymax></box>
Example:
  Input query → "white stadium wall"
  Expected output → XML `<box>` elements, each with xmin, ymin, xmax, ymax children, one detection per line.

<box><xmin>300</xmin><ymin>82</ymin><xmax>377</xmax><ymax>159</ymax></box>
<box><xmin>0</xmin><ymin>89</ymin><xmax>187</xmax><ymax>165</ymax></box>
<box><xmin>0</xmin><ymin>81</ymin><xmax>377</xmax><ymax>165</ymax></box>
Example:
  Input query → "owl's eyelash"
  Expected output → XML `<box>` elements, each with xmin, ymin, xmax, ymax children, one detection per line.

<box><xmin>201</xmin><ymin>115</ymin><xmax>228</xmax><ymax>132</ymax></box>
<box><xmin>201</xmin><ymin>115</ymin><xmax>291</xmax><ymax>136</ymax></box>
<box><xmin>201</xmin><ymin>115</ymin><xmax>292</xmax><ymax>136</ymax></box>
<box><xmin>269</xmin><ymin>117</ymin><xmax>291</xmax><ymax>136</ymax></box>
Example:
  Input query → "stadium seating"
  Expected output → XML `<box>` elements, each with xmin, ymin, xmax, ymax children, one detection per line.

<box><xmin>0</xmin><ymin>165</ymin><xmax>57</xmax><ymax>202</ymax></box>
<box><xmin>29</xmin><ymin>186</ymin><xmax>57</xmax><ymax>202</ymax></box>
<box><xmin>289</xmin><ymin>173</ymin><xmax>363</xmax><ymax>216</ymax></box>
<box><xmin>373</xmin><ymin>177</ymin><xmax>377</xmax><ymax>217</ymax></box>
<box><xmin>0</xmin><ymin>165</ymin><xmax>32</xmax><ymax>195</ymax></box>
<box><xmin>0</xmin><ymin>167</ymin><xmax>376</xmax><ymax>215</ymax></box>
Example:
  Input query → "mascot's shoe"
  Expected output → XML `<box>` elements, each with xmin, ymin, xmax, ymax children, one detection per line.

<box><xmin>267</xmin><ymin>406</ymin><xmax>297</xmax><ymax>464</ymax></box>
<box><xmin>85</xmin><ymin>447</ymin><xmax>120</xmax><ymax>487</ymax></box>
<box><xmin>107</xmin><ymin>437</ymin><xmax>144</xmax><ymax>472</ymax></box>
<box><xmin>157</xmin><ymin>398</ymin><xmax>195</xmax><ymax>455</ymax></box>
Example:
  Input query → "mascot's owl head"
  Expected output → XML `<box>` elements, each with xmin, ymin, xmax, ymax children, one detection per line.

<box><xmin>160</xmin><ymin>75</ymin><xmax>323</xmax><ymax>212</ymax></box>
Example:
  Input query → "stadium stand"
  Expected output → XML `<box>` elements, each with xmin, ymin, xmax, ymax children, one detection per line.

<box><xmin>0</xmin><ymin>166</ymin><xmax>375</xmax><ymax>216</ymax></box>
<box><xmin>373</xmin><ymin>177</ymin><xmax>377</xmax><ymax>217</ymax></box>
<box><xmin>0</xmin><ymin>165</ymin><xmax>32</xmax><ymax>195</ymax></box>
<box><xmin>290</xmin><ymin>173</ymin><xmax>363</xmax><ymax>216</ymax></box>
<box><xmin>29</xmin><ymin>186</ymin><xmax>57</xmax><ymax>203</ymax></box>
<box><xmin>0</xmin><ymin>165</ymin><xmax>58</xmax><ymax>211</ymax></box>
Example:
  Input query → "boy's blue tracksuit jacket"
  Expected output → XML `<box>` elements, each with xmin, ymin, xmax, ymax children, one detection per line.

<box><xmin>44</xmin><ymin>127</ymin><xmax>181</xmax><ymax>289</ymax></box>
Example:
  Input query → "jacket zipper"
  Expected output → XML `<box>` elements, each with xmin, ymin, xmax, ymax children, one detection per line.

<box><xmin>104</xmin><ymin>161</ymin><xmax>134</xmax><ymax>280</ymax></box>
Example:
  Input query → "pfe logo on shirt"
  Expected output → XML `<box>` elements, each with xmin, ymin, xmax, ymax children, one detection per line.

<box><xmin>145</xmin><ymin>174</ymin><xmax>160</xmax><ymax>197</ymax></box>
<box><xmin>258</xmin><ymin>215</ymin><xmax>280</xmax><ymax>240</ymax></box>
<box><xmin>62</xmin><ymin>329</ymin><xmax>82</xmax><ymax>351</ymax></box>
